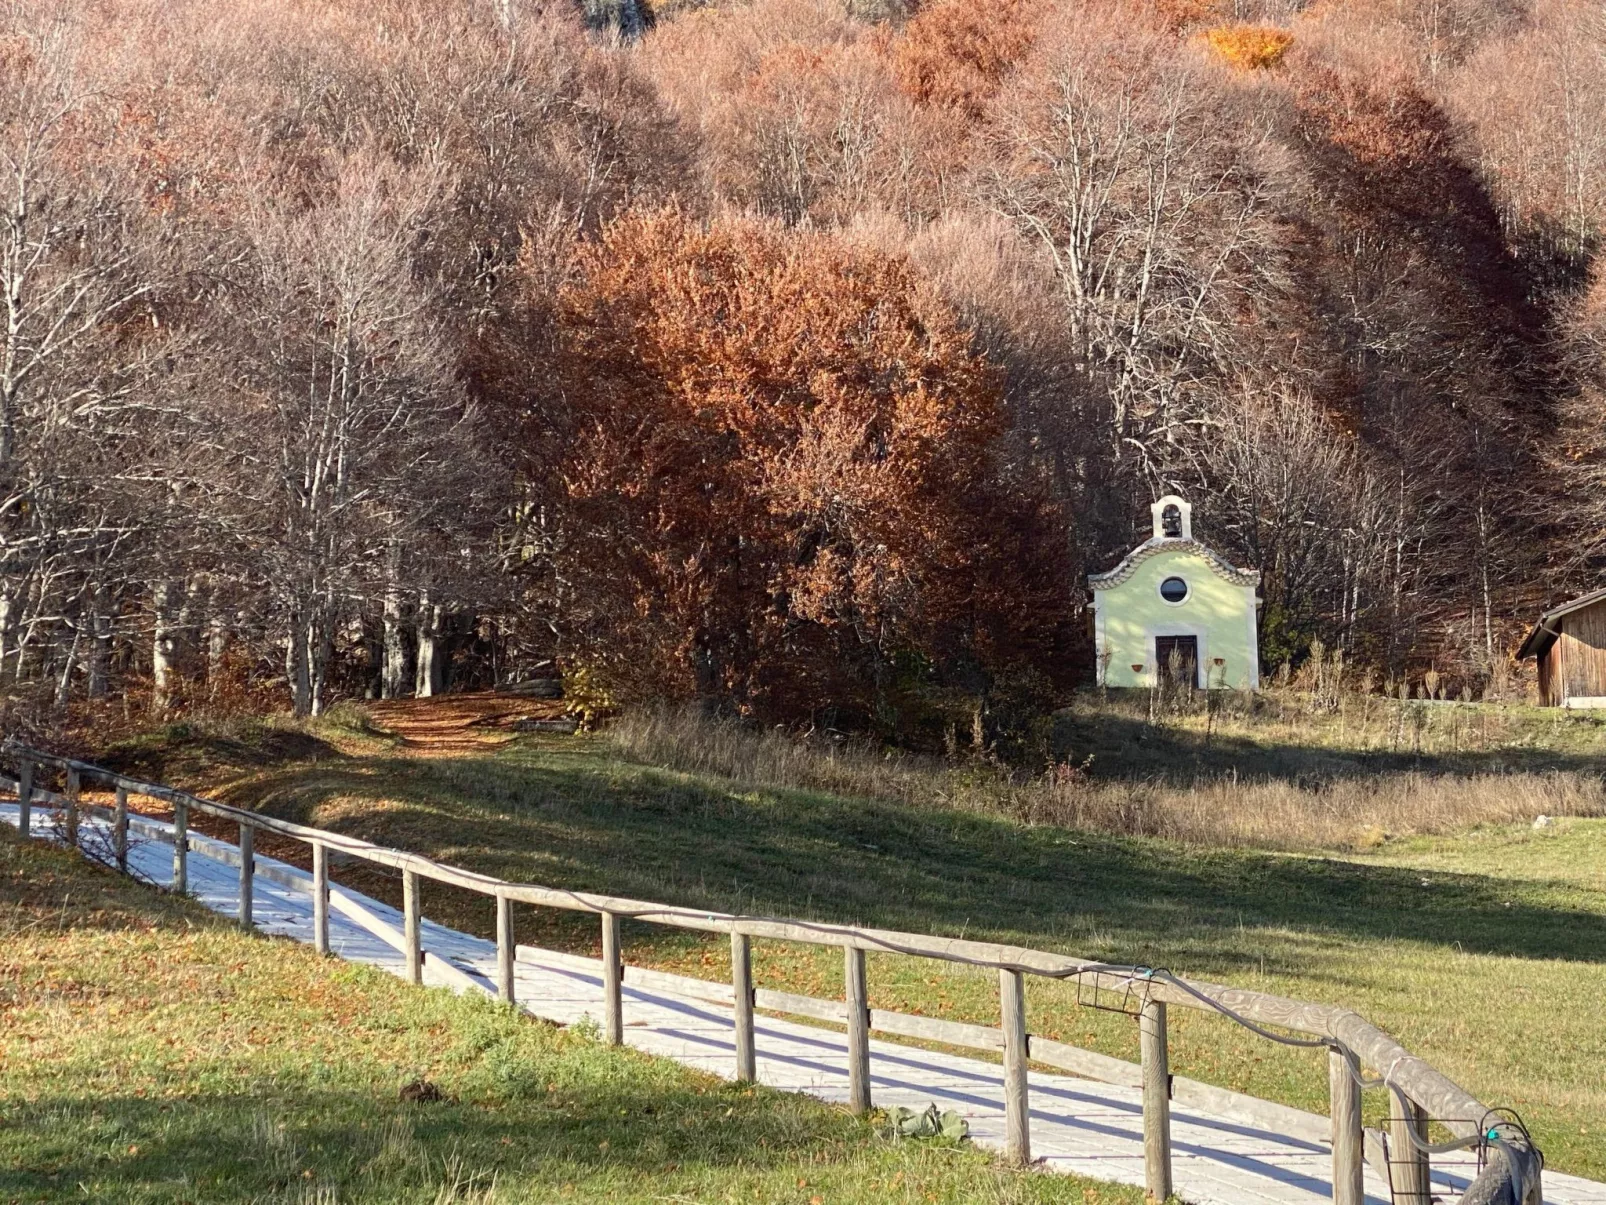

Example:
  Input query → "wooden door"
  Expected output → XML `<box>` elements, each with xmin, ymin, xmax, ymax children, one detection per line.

<box><xmin>1155</xmin><ymin>636</ymin><xmax>1199</xmax><ymax>688</ymax></box>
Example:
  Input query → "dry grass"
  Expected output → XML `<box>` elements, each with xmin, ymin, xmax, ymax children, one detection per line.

<box><xmin>1022</xmin><ymin>768</ymin><xmax>1606</xmax><ymax>849</ymax></box>
<box><xmin>609</xmin><ymin>703</ymin><xmax>1606</xmax><ymax>851</ymax></box>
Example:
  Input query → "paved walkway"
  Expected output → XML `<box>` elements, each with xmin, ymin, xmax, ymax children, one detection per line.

<box><xmin>7</xmin><ymin>800</ymin><xmax>1605</xmax><ymax>1205</ymax></box>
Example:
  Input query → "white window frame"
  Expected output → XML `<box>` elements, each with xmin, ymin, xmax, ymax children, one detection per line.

<box><xmin>1156</xmin><ymin>574</ymin><xmax>1190</xmax><ymax>607</ymax></box>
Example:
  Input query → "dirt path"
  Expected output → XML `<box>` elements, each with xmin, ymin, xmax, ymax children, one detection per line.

<box><xmin>364</xmin><ymin>692</ymin><xmax>568</xmax><ymax>756</ymax></box>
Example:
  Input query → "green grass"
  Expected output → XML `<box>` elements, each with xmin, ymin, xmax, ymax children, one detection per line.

<box><xmin>0</xmin><ymin>829</ymin><xmax>1143</xmax><ymax>1204</ymax></box>
<box><xmin>88</xmin><ymin>708</ymin><xmax>1606</xmax><ymax>1184</ymax></box>
<box><xmin>1367</xmin><ymin>816</ymin><xmax>1606</xmax><ymax>893</ymax></box>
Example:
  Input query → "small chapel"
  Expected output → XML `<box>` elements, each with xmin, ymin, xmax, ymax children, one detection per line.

<box><xmin>1088</xmin><ymin>496</ymin><xmax>1261</xmax><ymax>691</ymax></box>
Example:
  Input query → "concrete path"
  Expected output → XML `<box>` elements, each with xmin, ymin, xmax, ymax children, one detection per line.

<box><xmin>7</xmin><ymin>800</ymin><xmax>1605</xmax><ymax>1205</ymax></box>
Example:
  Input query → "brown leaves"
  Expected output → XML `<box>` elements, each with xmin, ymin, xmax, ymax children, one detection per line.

<box><xmin>892</xmin><ymin>0</ymin><xmax>1038</xmax><ymax>118</ymax></box>
<box><xmin>545</xmin><ymin>209</ymin><xmax>1069</xmax><ymax>724</ymax></box>
<box><xmin>1293</xmin><ymin>65</ymin><xmax>1448</xmax><ymax>178</ymax></box>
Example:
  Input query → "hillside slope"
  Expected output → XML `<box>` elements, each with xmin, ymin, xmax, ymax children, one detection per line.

<box><xmin>86</xmin><ymin>700</ymin><xmax>1606</xmax><ymax>1182</ymax></box>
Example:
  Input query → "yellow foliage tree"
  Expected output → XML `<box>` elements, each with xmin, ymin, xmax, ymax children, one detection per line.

<box><xmin>1203</xmin><ymin>24</ymin><xmax>1293</xmax><ymax>70</ymax></box>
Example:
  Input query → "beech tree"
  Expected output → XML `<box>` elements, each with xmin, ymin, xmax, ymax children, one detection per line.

<box><xmin>543</xmin><ymin>209</ymin><xmax>1070</xmax><ymax>727</ymax></box>
<box><xmin>1276</xmin><ymin>56</ymin><xmax>1544</xmax><ymax>672</ymax></box>
<box><xmin>984</xmin><ymin>1</ymin><xmax>1287</xmax><ymax>478</ymax></box>
<box><xmin>208</xmin><ymin>159</ymin><xmax>489</xmax><ymax>717</ymax></box>
<box><xmin>1449</xmin><ymin>0</ymin><xmax>1606</xmax><ymax>261</ymax></box>
<box><xmin>643</xmin><ymin>0</ymin><xmax>945</xmax><ymax>224</ymax></box>
<box><xmin>0</xmin><ymin>10</ymin><xmax>185</xmax><ymax>705</ymax></box>
<box><xmin>0</xmin><ymin>0</ymin><xmax>1595</xmax><ymax>723</ymax></box>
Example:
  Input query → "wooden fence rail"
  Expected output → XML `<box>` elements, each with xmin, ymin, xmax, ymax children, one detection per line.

<box><xmin>2</xmin><ymin>745</ymin><xmax>1539</xmax><ymax>1205</ymax></box>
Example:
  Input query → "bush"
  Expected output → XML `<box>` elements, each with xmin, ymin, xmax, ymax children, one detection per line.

<box><xmin>1203</xmin><ymin>24</ymin><xmax>1293</xmax><ymax>70</ymax></box>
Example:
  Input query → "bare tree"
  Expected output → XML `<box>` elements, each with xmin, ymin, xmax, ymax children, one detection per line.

<box><xmin>1450</xmin><ymin>0</ymin><xmax>1606</xmax><ymax>262</ymax></box>
<box><xmin>0</xmin><ymin>7</ymin><xmax>183</xmax><ymax>704</ymax></box>
<box><xmin>211</xmin><ymin>156</ymin><xmax>488</xmax><ymax>716</ymax></box>
<box><xmin>984</xmin><ymin>4</ymin><xmax>1288</xmax><ymax>480</ymax></box>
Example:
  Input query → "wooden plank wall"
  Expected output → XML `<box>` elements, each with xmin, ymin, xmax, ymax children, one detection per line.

<box><xmin>1555</xmin><ymin>599</ymin><xmax>1606</xmax><ymax>701</ymax></box>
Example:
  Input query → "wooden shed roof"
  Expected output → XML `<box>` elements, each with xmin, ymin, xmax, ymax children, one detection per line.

<box><xmin>1516</xmin><ymin>586</ymin><xmax>1606</xmax><ymax>660</ymax></box>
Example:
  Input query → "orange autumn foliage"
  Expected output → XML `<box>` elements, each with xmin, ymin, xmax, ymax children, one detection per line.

<box><xmin>892</xmin><ymin>0</ymin><xmax>1038</xmax><ymax>118</ymax></box>
<box><xmin>548</xmin><ymin>210</ymin><xmax>1071</xmax><ymax>729</ymax></box>
<box><xmin>1203</xmin><ymin>23</ymin><xmax>1294</xmax><ymax>70</ymax></box>
<box><xmin>1152</xmin><ymin>0</ymin><xmax>1222</xmax><ymax>30</ymax></box>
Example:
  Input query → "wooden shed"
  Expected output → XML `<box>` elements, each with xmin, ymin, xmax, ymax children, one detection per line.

<box><xmin>1517</xmin><ymin>587</ymin><xmax>1606</xmax><ymax>707</ymax></box>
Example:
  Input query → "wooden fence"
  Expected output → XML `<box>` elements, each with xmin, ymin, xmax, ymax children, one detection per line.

<box><xmin>4</xmin><ymin>745</ymin><xmax>1541</xmax><ymax>1205</ymax></box>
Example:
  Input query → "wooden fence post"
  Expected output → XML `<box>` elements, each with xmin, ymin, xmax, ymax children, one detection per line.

<box><xmin>601</xmin><ymin>910</ymin><xmax>622</xmax><ymax>1045</ymax></box>
<box><xmin>732</xmin><ymin>931</ymin><xmax>755</xmax><ymax>1082</ymax></box>
<box><xmin>1140</xmin><ymin>998</ymin><xmax>1173</xmax><ymax>1201</ymax></box>
<box><xmin>238</xmin><ymin>823</ymin><xmax>254</xmax><ymax>928</ymax></box>
<box><xmin>172</xmin><ymin>802</ymin><xmax>188</xmax><ymax>894</ymax></box>
<box><xmin>113</xmin><ymin>785</ymin><xmax>129</xmax><ymax>872</ymax></box>
<box><xmin>1000</xmin><ymin>967</ymin><xmax>1031</xmax><ymax>1166</ymax></box>
<box><xmin>64</xmin><ymin>768</ymin><xmax>80</xmax><ymax>848</ymax></box>
<box><xmin>16</xmin><ymin>760</ymin><xmax>31</xmax><ymax>836</ymax></box>
<box><xmin>1329</xmin><ymin>1047</ymin><xmax>1364</xmax><ymax>1205</ymax></box>
<box><xmin>403</xmin><ymin>870</ymin><xmax>422</xmax><ymax>984</ymax></box>
<box><xmin>845</xmin><ymin>945</ymin><xmax>870</xmax><ymax>1114</ymax></box>
<box><xmin>311</xmin><ymin>841</ymin><xmax>329</xmax><ymax>956</ymax></box>
<box><xmin>1390</xmin><ymin>1087</ymin><xmax>1431</xmax><ymax>1205</ymax></box>
<box><xmin>496</xmin><ymin>893</ymin><xmax>516</xmax><ymax>1005</ymax></box>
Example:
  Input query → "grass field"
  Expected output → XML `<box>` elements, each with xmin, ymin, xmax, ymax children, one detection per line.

<box><xmin>0</xmin><ymin>828</ymin><xmax>1144</xmax><ymax>1204</ymax></box>
<box><xmin>77</xmin><ymin>694</ymin><xmax>1606</xmax><ymax>1186</ymax></box>
<box><xmin>609</xmin><ymin>697</ymin><xmax>1606</xmax><ymax>850</ymax></box>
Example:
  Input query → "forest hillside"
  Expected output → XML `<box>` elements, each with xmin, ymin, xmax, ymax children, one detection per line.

<box><xmin>3</xmin><ymin>0</ymin><xmax>1603</xmax><ymax>742</ymax></box>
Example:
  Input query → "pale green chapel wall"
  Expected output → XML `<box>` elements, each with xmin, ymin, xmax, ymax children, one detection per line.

<box><xmin>1095</xmin><ymin>547</ymin><xmax>1258</xmax><ymax>690</ymax></box>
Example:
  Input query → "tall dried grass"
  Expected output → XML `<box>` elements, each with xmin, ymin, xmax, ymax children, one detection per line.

<box><xmin>609</xmin><ymin>706</ymin><xmax>1606</xmax><ymax>851</ymax></box>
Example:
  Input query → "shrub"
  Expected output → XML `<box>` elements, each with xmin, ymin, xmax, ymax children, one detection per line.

<box><xmin>1203</xmin><ymin>24</ymin><xmax>1293</xmax><ymax>70</ymax></box>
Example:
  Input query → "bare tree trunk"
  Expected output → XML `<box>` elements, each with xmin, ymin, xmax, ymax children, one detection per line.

<box><xmin>13</xmin><ymin>574</ymin><xmax>44</xmax><ymax>683</ymax></box>
<box><xmin>309</xmin><ymin>607</ymin><xmax>332</xmax><ymax>717</ymax></box>
<box><xmin>362</xmin><ymin>611</ymin><xmax>383</xmax><ymax>699</ymax></box>
<box><xmin>177</xmin><ymin>577</ymin><xmax>197</xmax><ymax>671</ymax></box>
<box><xmin>152</xmin><ymin>580</ymin><xmax>181</xmax><ymax>715</ymax></box>
<box><xmin>87</xmin><ymin>582</ymin><xmax>111</xmax><ymax>699</ymax></box>
<box><xmin>0</xmin><ymin>589</ymin><xmax>16</xmax><ymax>685</ymax></box>
<box><xmin>382</xmin><ymin>540</ymin><xmax>412</xmax><ymax>698</ymax></box>
<box><xmin>287</xmin><ymin>604</ymin><xmax>312</xmax><ymax>718</ymax></box>
<box><xmin>415</xmin><ymin>594</ymin><xmax>444</xmax><ymax>698</ymax></box>
<box><xmin>207</xmin><ymin>587</ymin><xmax>229</xmax><ymax>702</ymax></box>
<box><xmin>54</xmin><ymin>626</ymin><xmax>82</xmax><ymax>708</ymax></box>
<box><xmin>383</xmin><ymin>599</ymin><xmax>413</xmax><ymax>697</ymax></box>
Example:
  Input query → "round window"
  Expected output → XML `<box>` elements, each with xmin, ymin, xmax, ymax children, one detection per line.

<box><xmin>1159</xmin><ymin>576</ymin><xmax>1189</xmax><ymax>603</ymax></box>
